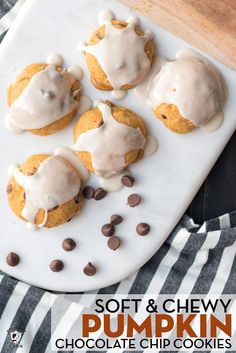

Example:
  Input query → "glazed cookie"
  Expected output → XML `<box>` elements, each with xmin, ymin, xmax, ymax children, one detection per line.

<box><xmin>6</xmin><ymin>63</ymin><xmax>81</xmax><ymax>135</ymax></box>
<box><xmin>73</xmin><ymin>101</ymin><xmax>147</xmax><ymax>177</ymax></box>
<box><xmin>7</xmin><ymin>154</ymin><xmax>83</xmax><ymax>228</ymax></box>
<box><xmin>149</xmin><ymin>53</ymin><xmax>226</xmax><ymax>133</ymax></box>
<box><xmin>81</xmin><ymin>17</ymin><xmax>154</xmax><ymax>91</ymax></box>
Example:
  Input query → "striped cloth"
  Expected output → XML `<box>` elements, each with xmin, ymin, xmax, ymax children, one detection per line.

<box><xmin>0</xmin><ymin>212</ymin><xmax>236</xmax><ymax>352</ymax></box>
<box><xmin>0</xmin><ymin>1</ymin><xmax>235</xmax><ymax>352</ymax></box>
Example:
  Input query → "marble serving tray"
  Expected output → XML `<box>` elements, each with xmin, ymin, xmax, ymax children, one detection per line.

<box><xmin>0</xmin><ymin>0</ymin><xmax>235</xmax><ymax>292</ymax></box>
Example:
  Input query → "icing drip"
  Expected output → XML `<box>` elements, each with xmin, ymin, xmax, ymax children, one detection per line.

<box><xmin>149</xmin><ymin>54</ymin><xmax>226</xmax><ymax>126</ymax></box>
<box><xmin>111</xmin><ymin>89</ymin><xmax>127</xmax><ymax>100</ymax></box>
<box><xmin>74</xmin><ymin>102</ymin><xmax>146</xmax><ymax>178</ymax></box>
<box><xmin>201</xmin><ymin>110</ymin><xmax>224</xmax><ymax>132</ymax></box>
<box><xmin>7</xmin><ymin>65</ymin><xmax>79</xmax><ymax>131</ymax></box>
<box><xmin>98</xmin><ymin>9</ymin><xmax>115</xmax><ymax>25</ymax></box>
<box><xmin>46</xmin><ymin>53</ymin><xmax>64</xmax><ymax>66</ymax></box>
<box><xmin>99</xmin><ymin>171</ymin><xmax>130</xmax><ymax>192</ymax></box>
<box><xmin>9</xmin><ymin>156</ymin><xmax>81</xmax><ymax>228</ymax></box>
<box><xmin>68</xmin><ymin>65</ymin><xmax>84</xmax><ymax>81</ymax></box>
<box><xmin>82</xmin><ymin>19</ymin><xmax>151</xmax><ymax>89</ymax></box>
<box><xmin>143</xmin><ymin>135</ymin><xmax>158</xmax><ymax>157</ymax></box>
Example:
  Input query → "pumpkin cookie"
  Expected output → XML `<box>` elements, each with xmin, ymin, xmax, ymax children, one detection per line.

<box><xmin>6</xmin><ymin>63</ymin><xmax>81</xmax><ymax>135</ymax></box>
<box><xmin>81</xmin><ymin>17</ymin><xmax>154</xmax><ymax>91</ymax></box>
<box><xmin>7</xmin><ymin>154</ymin><xmax>83</xmax><ymax>228</ymax></box>
<box><xmin>73</xmin><ymin>101</ymin><xmax>147</xmax><ymax>177</ymax></box>
<box><xmin>150</xmin><ymin>53</ymin><xmax>226</xmax><ymax>133</ymax></box>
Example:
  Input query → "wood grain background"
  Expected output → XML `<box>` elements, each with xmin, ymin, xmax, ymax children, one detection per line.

<box><xmin>121</xmin><ymin>0</ymin><xmax>236</xmax><ymax>69</ymax></box>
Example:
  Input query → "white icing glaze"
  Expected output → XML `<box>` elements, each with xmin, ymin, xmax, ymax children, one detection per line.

<box><xmin>98</xmin><ymin>9</ymin><xmax>115</xmax><ymax>25</ymax></box>
<box><xmin>54</xmin><ymin>146</ymin><xmax>90</xmax><ymax>182</ymax></box>
<box><xmin>149</xmin><ymin>54</ymin><xmax>226</xmax><ymax>126</ymax></box>
<box><xmin>127</xmin><ymin>16</ymin><xmax>139</xmax><ymax>25</ymax></box>
<box><xmin>9</xmin><ymin>156</ymin><xmax>81</xmax><ymax>228</ymax></box>
<box><xmin>201</xmin><ymin>110</ymin><xmax>224</xmax><ymax>133</ymax></box>
<box><xmin>93</xmin><ymin>99</ymin><xmax>101</xmax><ymax>108</ymax></box>
<box><xmin>143</xmin><ymin>135</ymin><xmax>158</xmax><ymax>157</ymax></box>
<box><xmin>77</xmin><ymin>95</ymin><xmax>93</xmax><ymax>115</ymax></box>
<box><xmin>135</xmin><ymin>56</ymin><xmax>166</xmax><ymax>106</ymax></box>
<box><xmin>111</xmin><ymin>89</ymin><xmax>127</xmax><ymax>100</ymax></box>
<box><xmin>99</xmin><ymin>171</ymin><xmax>129</xmax><ymax>192</ymax></box>
<box><xmin>46</xmin><ymin>53</ymin><xmax>64</xmax><ymax>66</ymax></box>
<box><xmin>5</xmin><ymin>114</ymin><xmax>24</xmax><ymax>134</ymax></box>
<box><xmin>77</xmin><ymin>41</ymin><xmax>87</xmax><ymax>52</ymax></box>
<box><xmin>83</xmin><ymin>19</ymin><xmax>151</xmax><ymax>89</ymax></box>
<box><xmin>68</xmin><ymin>65</ymin><xmax>84</xmax><ymax>81</ymax></box>
<box><xmin>74</xmin><ymin>102</ymin><xmax>146</xmax><ymax>178</ymax></box>
<box><xmin>7</xmin><ymin>65</ymin><xmax>79</xmax><ymax>131</ymax></box>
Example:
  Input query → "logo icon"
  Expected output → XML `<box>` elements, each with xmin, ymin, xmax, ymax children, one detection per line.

<box><xmin>7</xmin><ymin>329</ymin><xmax>24</xmax><ymax>347</ymax></box>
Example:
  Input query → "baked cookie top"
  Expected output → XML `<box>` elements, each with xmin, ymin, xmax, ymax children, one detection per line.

<box><xmin>73</xmin><ymin>101</ymin><xmax>147</xmax><ymax>177</ymax></box>
<box><xmin>81</xmin><ymin>16</ymin><xmax>153</xmax><ymax>91</ymax></box>
<box><xmin>6</xmin><ymin>63</ymin><xmax>81</xmax><ymax>135</ymax></box>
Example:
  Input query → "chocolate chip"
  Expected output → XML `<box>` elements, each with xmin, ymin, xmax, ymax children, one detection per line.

<box><xmin>83</xmin><ymin>186</ymin><xmax>94</xmax><ymax>199</ymax></box>
<box><xmin>67</xmin><ymin>218</ymin><xmax>72</xmax><ymax>222</ymax></box>
<box><xmin>74</xmin><ymin>193</ymin><xmax>80</xmax><ymax>203</ymax></box>
<box><xmin>121</xmin><ymin>175</ymin><xmax>134</xmax><ymax>187</ymax></box>
<box><xmin>136</xmin><ymin>223</ymin><xmax>150</xmax><ymax>236</ymax></box>
<box><xmin>62</xmin><ymin>238</ymin><xmax>76</xmax><ymax>252</ymax></box>
<box><xmin>83</xmin><ymin>262</ymin><xmax>96</xmax><ymax>276</ymax></box>
<box><xmin>6</xmin><ymin>252</ymin><xmax>20</xmax><ymax>267</ymax></box>
<box><xmin>127</xmin><ymin>194</ymin><xmax>141</xmax><ymax>207</ymax></box>
<box><xmin>50</xmin><ymin>259</ymin><xmax>64</xmax><ymax>272</ymax></box>
<box><xmin>7</xmin><ymin>184</ymin><xmax>12</xmax><ymax>193</ymax></box>
<box><xmin>23</xmin><ymin>192</ymin><xmax>26</xmax><ymax>200</ymax></box>
<box><xmin>101</xmin><ymin>223</ymin><xmax>115</xmax><ymax>237</ymax></box>
<box><xmin>161</xmin><ymin>114</ymin><xmax>167</xmax><ymax>120</ymax></box>
<box><xmin>94</xmin><ymin>188</ymin><xmax>107</xmax><ymax>200</ymax></box>
<box><xmin>110</xmin><ymin>214</ymin><xmax>123</xmax><ymax>225</ymax></box>
<box><xmin>107</xmin><ymin>236</ymin><xmax>121</xmax><ymax>250</ymax></box>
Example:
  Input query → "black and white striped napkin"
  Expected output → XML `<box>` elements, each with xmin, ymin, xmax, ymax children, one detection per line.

<box><xmin>0</xmin><ymin>1</ymin><xmax>235</xmax><ymax>352</ymax></box>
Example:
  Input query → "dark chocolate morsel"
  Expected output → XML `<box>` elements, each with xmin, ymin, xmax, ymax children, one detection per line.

<box><xmin>83</xmin><ymin>186</ymin><xmax>94</xmax><ymax>200</ymax></box>
<box><xmin>83</xmin><ymin>262</ymin><xmax>96</xmax><ymax>276</ymax></box>
<box><xmin>6</xmin><ymin>252</ymin><xmax>20</xmax><ymax>267</ymax></box>
<box><xmin>101</xmin><ymin>223</ymin><xmax>115</xmax><ymax>237</ymax></box>
<box><xmin>121</xmin><ymin>175</ymin><xmax>134</xmax><ymax>187</ymax></box>
<box><xmin>110</xmin><ymin>214</ymin><xmax>123</xmax><ymax>225</ymax></box>
<box><xmin>94</xmin><ymin>188</ymin><xmax>107</xmax><ymax>200</ymax></box>
<box><xmin>127</xmin><ymin>194</ymin><xmax>141</xmax><ymax>207</ymax></box>
<box><xmin>136</xmin><ymin>223</ymin><xmax>150</xmax><ymax>236</ymax></box>
<box><xmin>107</xmin><ymin>236</ymin><xmax>121</xmax><ymax>250</ymax></box>
<box><xmin>50</xmin><ymin>259</ymin><xmax>64</xmax><ymax>272</ymax></box>
<box><xmin>62</xmin><ymin>238</ymin><xmax>76</xmax><ymax>252</ymax></box>
<box><xmin>161</xmin><ymin>114</ymin><xmax>167</xmax><ymax>120</ymax></box>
